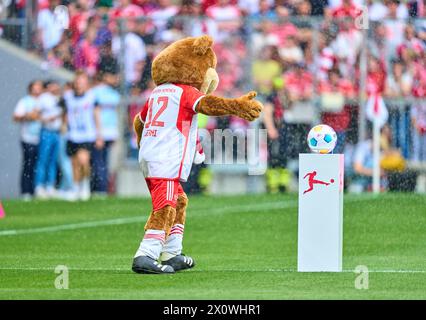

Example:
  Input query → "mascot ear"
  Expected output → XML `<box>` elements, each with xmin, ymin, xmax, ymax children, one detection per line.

<box><xmin>193</xmin><ymin>35</ymin><xmax>213</xmax><ymax>55</ymax></box>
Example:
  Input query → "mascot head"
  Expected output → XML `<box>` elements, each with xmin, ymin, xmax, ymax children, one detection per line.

<box><xmin>151</xmin><ymin>35</ymin><xmax>219</xmax><ymax>94</ymax></box>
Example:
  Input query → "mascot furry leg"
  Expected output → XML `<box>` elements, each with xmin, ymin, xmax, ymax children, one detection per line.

<box><xmin>132</xmin><ymin>116</ymin><xmax>195</xmax><ymax>274</ymax></box>
<box><xmin>160</xmin><ymin>193</ymin><xmax>191</xmax><ymax>265</ymax></box>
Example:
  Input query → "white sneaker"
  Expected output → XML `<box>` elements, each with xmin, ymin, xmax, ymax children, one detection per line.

<box><xmin>57</xmin><ymin>190</ymin><xmax>78</xmax><ymax>202</ymax></box>
<box><xmin>35</xmin><ymin>186</ymin><xmax>48</xmax><ymax>200</ymax></box>
<box><xmin>80</xmin><ymin>189</ymin><xmax>91</xmax><ymax>201</ymax></box>
<box><xmin>66</xmin><ymin>191</ymin><xmax>79</xmax><ymax>202</ymax></box>
<box><xmin>79</xmin><ymin>179</ymin><xmax>91</xmax><ymax>201</ymax></box>
<box><xmin>45</xmin><ymin>186</ymin><xmax>57</xmax><ymax>199</ymax></box>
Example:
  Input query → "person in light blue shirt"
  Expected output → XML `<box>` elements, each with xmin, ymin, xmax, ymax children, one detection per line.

<box><xmin>34</xmin><ymin>80</ymin><xmax>63</xmax><ymax>199</ymax></box>
<box><xmin>13</xmin><ymin>80</ymin><xmax>43</xmax><ymax>200</ymax></box>
<box><xmin>90</xmin><ymin>72</ymin><xmax>121</xmax><ymax>195</ymax></box>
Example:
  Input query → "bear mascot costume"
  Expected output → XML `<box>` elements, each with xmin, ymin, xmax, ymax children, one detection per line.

<box><xmin>132</xmin><ymin>35</ymin><xmax>263</xmax><ymax>274</ymax></box>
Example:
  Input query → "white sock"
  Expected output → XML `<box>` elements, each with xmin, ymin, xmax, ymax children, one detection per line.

<box><xmin>82</xmin><ymin>178</ymin><xmax>90</xmax><ymax>192</ymax></box>
<box><xmin>77</xmin><ymin>178</ymin><xmax>91</xmax><ymax>200</ymax></box>
<box><xmin>134</xmin><ymin>229</ymin><xmax>165</xmax><ymax>260</ymax></box>
<box><xmin>161</xmin><ymin>224</ymin><xmax>184</xmax><ymax>261</ymax></box>
<box><xmin>77</xmin><ymin>180</ymin><xmax>83</xmax><ymax>193</ymax></box>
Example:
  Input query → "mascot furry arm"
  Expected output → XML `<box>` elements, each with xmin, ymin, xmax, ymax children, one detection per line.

<box><xmin>196</xmin><ymin>91</ymin><xmax>262</xmax><ymax>121</ymax></box>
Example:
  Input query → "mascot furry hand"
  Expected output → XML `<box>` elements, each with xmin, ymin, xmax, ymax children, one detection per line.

<box><xmin>132</xmin><ymin>35</ymin><xmax>263</xmax><ymax>274</ymax></box>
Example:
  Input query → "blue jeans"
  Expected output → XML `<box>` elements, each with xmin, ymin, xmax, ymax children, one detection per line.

<box><xmin>35</xmin><ymin>129</ymin><xmax>60</xmax><ymax>188</ymax></box>
<box><xmin>58</xmin><ymin>135</ymin><xmax>74</xmax><ymax>191</ymax></box>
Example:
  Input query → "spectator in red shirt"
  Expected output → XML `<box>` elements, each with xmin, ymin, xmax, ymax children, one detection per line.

<box><xmin>201</xmin><ymin>0</ymin><xmax>220</xmax><ymax>13</ymax></box>
<box><xmin>132</xmin><ymin>0</ymin><xmax>157</xmax><ymax>14</ymax></box>
<box><xmin>329</xmin><ymin>0</ymin><xmax>363</xmax><ymax>36</ymax></box>
<box><xmin>206</xmin><ymin>0</ymin><xmax>241</xmax><ymax>20</ymax></box>
<box><xmin>108</xmin><ymin>0</ymin><xmax>144</xmax><ymax>33</ymax></box>
<box><xmin>412</xmin><ymin>53</ymin><xmax>426</xmax><ymax>98</ymax></box>
<box><xmin>320</xmin><ymin>69</ymin><xmax>356</xmax><ymax>153</ymax></box>
<box><xmin>272</xmin><ymin>23</ymin><xmax>299</xmax><ymax>48</ymax></box>
<box><xmin>69</xmin><ymin>0</ymin><xmax>94</xmax><ymax>46</ymax></box>
<box><xmin>284</xmin><ymin>62</ymin><xmax>314</xmax><ymax>102</ymax></box>
<box><xmin>366</xmin><ymin>56</ymin><xmax>387</xmax><ymax>95</ymax></box>
<box><xmin>73</xmin><ymin>26</ymin><xmax>100</xmax><ymax>76</ymax></box>
<box><xmin>38</xmin><ymin>0</ymin><xmax>50</xmax><ymax>11</ymax></box>
<box><xmin>331</xmin><ymin>0</ymin><xmax>362</xmax><ymax>18</ymax></box>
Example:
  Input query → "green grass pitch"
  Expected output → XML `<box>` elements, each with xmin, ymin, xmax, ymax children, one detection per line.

<box><xmin>0</xmin><ymin>193</ymin><xmax>425</xmax><ymax>299</ymax></box>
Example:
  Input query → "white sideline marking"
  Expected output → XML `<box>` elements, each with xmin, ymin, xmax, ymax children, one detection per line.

<box><xmin>0</xmin><ymin>266</ymin><xmax>424</xmax><ymax>273</ymax></box>
<box><xmin>0</xmin><ymin>195</ymin><xmax>376</xmax><ymax>237</ymax></box>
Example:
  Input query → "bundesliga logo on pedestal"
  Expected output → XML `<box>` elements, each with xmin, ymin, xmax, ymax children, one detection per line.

<box><xmin>302</xmin><ymin>171</ymin><xmax>335</xmax><ymax>195</ymax></box>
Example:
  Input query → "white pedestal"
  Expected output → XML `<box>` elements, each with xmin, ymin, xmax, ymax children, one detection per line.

<box><xmin>297</xmin><ymin>153</ymin><xmax>344</xmax><ymax>272</ymax></box>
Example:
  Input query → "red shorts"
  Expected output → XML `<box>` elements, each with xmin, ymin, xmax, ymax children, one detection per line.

<box><xmin>145</xmin><ymin>178</ymin><xmax>184</xmax><ymax>211</ymax></box>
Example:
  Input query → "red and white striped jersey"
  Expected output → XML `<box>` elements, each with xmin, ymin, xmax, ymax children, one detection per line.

<box><xmin>138</xmin><ymin>83</ymin><xmax>204</xmax><ymax>182</ymax></box>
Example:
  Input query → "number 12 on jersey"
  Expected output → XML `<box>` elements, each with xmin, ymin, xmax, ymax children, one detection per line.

<box><xmin>145</xmin><ymin>96</ymin><xmax>168</xmax><ymax>129</ymax></box>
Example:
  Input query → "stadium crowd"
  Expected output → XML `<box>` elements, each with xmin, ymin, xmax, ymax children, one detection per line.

<box><xmin>6</xmin><ymin>0</ymin><xmax>426</xmax><ymax>196</ymax></box>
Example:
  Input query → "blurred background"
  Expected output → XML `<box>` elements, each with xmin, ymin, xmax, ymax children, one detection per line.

<box><xmin>0</xmin><ymin>0</ymin><xmax>425</xmax><ymax>200</ymax></box>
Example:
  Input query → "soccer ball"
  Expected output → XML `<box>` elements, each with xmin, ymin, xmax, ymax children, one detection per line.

<box><xmin>307</xmin><ymin>124</ymin><xmax>337</xmax><ymax>154</ymax></box>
